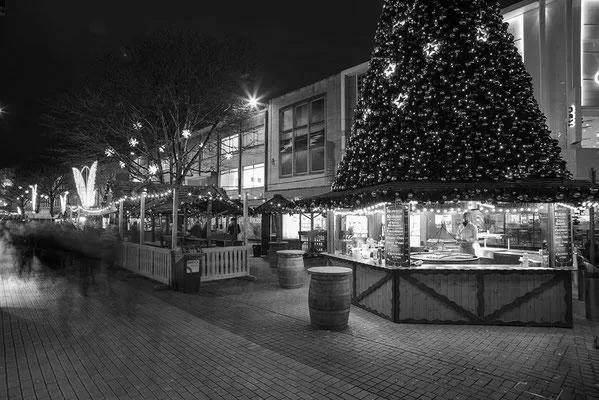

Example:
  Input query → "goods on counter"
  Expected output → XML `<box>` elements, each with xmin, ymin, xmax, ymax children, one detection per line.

<box><xmin>410</xmin><ymin>252</ymin><xmax>479</xmax><ymax>263</ymax></box>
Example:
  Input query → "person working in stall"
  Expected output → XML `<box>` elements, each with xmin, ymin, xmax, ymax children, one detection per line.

<box><xmin>455</xmin><ymin>211</ymin><xmax>478</xmax><ymax>255</ymax></box>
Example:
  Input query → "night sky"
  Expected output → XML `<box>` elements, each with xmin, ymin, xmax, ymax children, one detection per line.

<box><xmin>0</xmin><ymin>0</ymin><xmax>518</xmax><ymax>168</ymax></box>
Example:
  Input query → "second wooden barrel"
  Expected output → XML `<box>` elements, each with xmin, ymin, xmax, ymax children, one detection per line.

<box><xmin>307</xmin><ymin>267</ymin><xmax>353</xmax><ymax>330</ymax></box>
<box><xmin>268</xmin><ymin>241</ymin><xmax>289</xmax><ymax>268</ymax></box>
<box><xmin>277</xmin><ymin>250</ymin><xmax>305</xmax><ymax>288</ymax></box>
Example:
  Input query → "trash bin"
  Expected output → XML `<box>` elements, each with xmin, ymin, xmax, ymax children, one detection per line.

<box><xmin>174</xmin><ymin>253</ymin><xmax>204</xmax><ymax>294</ymax></box>
<box><xmin>584</xmin><ymin>260</ymin><xmax>599</xmax><ymax>321</ymax></box>
<box><xmin>252</xmin><ymin>244</ymin><xmax>261</xmax><ymax>257</ymax></box>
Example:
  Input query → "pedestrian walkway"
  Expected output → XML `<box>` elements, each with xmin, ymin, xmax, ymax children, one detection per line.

<box><xmin>1</xmin><ymin>245</ymin><xmax>598</xmax><ymax>400</ymax></box>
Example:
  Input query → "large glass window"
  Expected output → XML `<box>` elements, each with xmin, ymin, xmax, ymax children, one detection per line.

<box><xmin>241</xmin><ymin>113</ymin><xmax>265</xmax><ymax>147</ymax></box>
<box><xmin>219</xmin><ymin>168</ymin><xmax>238</xmax><ymax>190</ymax></box>
<box><xmin>279</xmin><ymin>97</ymin><xmax>326</xmax><ymax>177</ymax></box>
<box><xmin>581</xmin><ymin>114</ymin><xmax>599</xmax><ymax>148</ymax></box>
<box><xmin>582</xmin><ymin>0</ymin><xmax>599</xmax><ymax>106</ymax></box>
<box><xmin>220</xmin><ymin>134</ymin><xmax>239</xmax><ymax>159</ymax></box>
<box><xmin>242</xmin><ymin>164</ymin><xmax>264</xmax><ymax>189</ymax></box>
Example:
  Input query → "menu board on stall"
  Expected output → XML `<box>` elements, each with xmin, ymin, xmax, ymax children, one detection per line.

<box><xmin>385</xmin><ymin>203</ymin><xmax>410</xmax><ymax>267</ymax></box>
<box><xmin>553</xmin><ymin>206</ymin><xmax>572</xmax><ymax>268</ymax></box>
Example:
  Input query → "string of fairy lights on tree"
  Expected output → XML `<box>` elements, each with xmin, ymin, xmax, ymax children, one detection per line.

<box><xmin>333</xmin><ymin>0</ymin><xmax>570</xmax><ymax>192</ymax></box>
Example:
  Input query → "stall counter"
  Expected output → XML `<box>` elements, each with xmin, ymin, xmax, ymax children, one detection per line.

<box><xmin>321</xmin><ymin>253</ymin><xmax>574</xmax><ymax>328</ymax></box>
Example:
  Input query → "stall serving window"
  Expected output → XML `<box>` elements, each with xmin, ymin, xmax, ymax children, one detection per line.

<box><xmin>331</xmin><ymin>202</ymin><xmax>572</xmax><ymax>268</ymax></box>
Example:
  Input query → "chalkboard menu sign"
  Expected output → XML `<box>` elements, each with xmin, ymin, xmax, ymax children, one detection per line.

<box><xmin>553</xmin><ymin>206</ymin><xmax>572</xmax><ymax>268</ymax></box>
<box><xmin>385</xmin><ymin>203</ymin><xmax>410</xmax><ymax>267</ymax></box>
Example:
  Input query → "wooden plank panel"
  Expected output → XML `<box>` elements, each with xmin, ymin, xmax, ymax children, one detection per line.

<box><xmin>355</xmin><ymin>265</ymin><xmax>392</xmax><ymax>318</ymax></box>
<box><xmin>399</xmin><ymin>274</ymin><xmax>469</xmax><ymax>322</ymax></box>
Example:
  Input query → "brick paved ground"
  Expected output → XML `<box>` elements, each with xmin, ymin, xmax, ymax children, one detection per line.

<box><xmin>1</xmin><ymin>244</ymin><xmax>598</xmax><ymax>400</ymax></box>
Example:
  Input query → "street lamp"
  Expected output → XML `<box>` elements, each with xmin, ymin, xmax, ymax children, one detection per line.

<box><xmin>247</xmin><ymin>96</ymin><xmax>259</xmax><ymax>109</ymax></box>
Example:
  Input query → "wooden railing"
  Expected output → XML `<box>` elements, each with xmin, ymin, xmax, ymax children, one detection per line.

<box><xmin>201</xmin><ymin>246</ymin><xmax>249</xmax><ymax>282</ymax></box>
<box><xmin>117</xmin><ymin>243</ymin><xmax>173</xmax><ymax>285</ymax></box>
<box><xmin>117</xmin><ymin>243</ymin><xmax>250</xmax><ymax>285</ymax></box>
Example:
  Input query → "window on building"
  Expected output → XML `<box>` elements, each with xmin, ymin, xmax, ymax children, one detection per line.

<box><xmin>241</xmin><ymin>113</ymin><xmax>265</xmax><ymax>148</ymax></box>
<box><xmin>220</xmin><ymin>168</ymin><xmax>238</xmax><ymax>190</ymax></box>
<box><xmin>242</xmin><ymin>164</ymin><xmax>264</xmax><ymax>188</ymax></box>
<box><xmin>505</xmin><ymin>14</ymin><xmax>524</xmax><ymax>58</ymax></box>
<box><xmin>220</xmin><ymin>134</ymin><xmax>239</xmax><ymax>158</ymax></box>
<box><xmin>279</xmin><ymin>97</ymin><xmax>326</xmax><ymax>177</ymax></box>
<box><xmin>581</xmin><ymin>115</ymin><xmax>599</xmax><ymax>148</ymax></box>
<box><xmin>582</xmin><ymin>0</ymin><xmax>599</xmax><ymax>106</ymax></box>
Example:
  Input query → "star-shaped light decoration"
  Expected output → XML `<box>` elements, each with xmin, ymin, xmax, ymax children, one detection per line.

<box><xmin>105</xmin><ymin>148</ymin><xmax>115</xmax><ymax>157</ymax></box>
<box><xmin>148</xmin><ymin>164</ymin><xmax>159</xmax><ymax>175</ymax></box>
<box><xmin>119</xmin><ymin>161</ymin><xmax>126</xmax><ymax>169</ymax></box>
<box><xmin>133</xmin><ymin>121</ymin><xmax>143</xmax><ymax>130</ymax></box>
<box><xmin>476</xmin><ymin>26</ymin><xmax>489</xmax><ymax>42</ymax></box>
<box><xmin>129</xmin><ymin>138</ymin><xmax>139</xmax><ymax>147</ymax></box>
<box><xmin>393</xmin><ymin>93</ymin><xmax>409</xmax><ymax>109</ymax></box>
<box><xmin>181</xmin><ymin>129</ymin><xmax>191</xmax><ymax>139</ymax></box>
<box><xmin>158</xmin><ymin>145</ymin><xmax>166</xmax><ymax>153</ymax></box>
<box><xmin>423</xmin><ymin>41</ymin><xmax>440</xmax><ymax>58</ymax></box>
<box><xmin>384</xmin><ymin>63</ymin><xmax>397</xmax><ymax>78</ymax></box>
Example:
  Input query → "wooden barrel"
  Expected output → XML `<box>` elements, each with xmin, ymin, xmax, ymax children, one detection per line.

<box><xmin>308</xmin><ymin>267</ymin><xmax>353</xmax><ymax>330</ymax></box>
<box><xmin>268</xmin><ymin>241</ymin><xmax>289</xmax><ymax>267</ymax></box>
<box><xmin>277</xmin><ymin>250</ymin><xmax>305</xmax><ymax>288</ymax></box>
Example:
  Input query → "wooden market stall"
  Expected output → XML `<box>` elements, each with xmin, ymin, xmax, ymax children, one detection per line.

<box><xmin>294</xmin><ymin>180</ymin><xmax>599</xmax><ymax>328</ymax></box>
<box><xmin>107</xmin><ymin>181</ymin><xmax>250</xmax><ymax>285</ymax></box>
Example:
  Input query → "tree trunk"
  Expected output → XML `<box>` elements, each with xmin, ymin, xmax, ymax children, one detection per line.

<box><xmin>49</xmin><ymin>195</ymin><xmax>55</xmax><ymax>218</ymax></box>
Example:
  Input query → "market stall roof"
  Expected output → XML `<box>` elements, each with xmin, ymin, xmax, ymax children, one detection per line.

<box><xmin>111</xmin><ymin>181</ymin><xmax>243</xmax><ymax>215</ymax></box>
<box><xmin>292</xmin><ymin>179</ymin><xmax>599</xmax><ymax>211</ymax></box>
<box><xmin>252</xmin><ymin>194</ymin><xmax>293</xmax><ymax>215</ymax></box>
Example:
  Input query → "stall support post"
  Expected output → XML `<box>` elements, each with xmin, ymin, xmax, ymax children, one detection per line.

<box><xmin>139</xmin><ymin>192</ymin><xmax>146</xmax><ymax>245</ymax></box>
<box><xmin>151</xmin><ymin>212</ymin><xmax>156</xmax><ymax>243</ymax></box>
<box><xmin>207</xmin><ymin>200</ymin><xmax>213</xmax><ymax>246</ymax></box>
<box><xmin>590</xmin><ymin>206</ymin><xmax>596</xmax><ymax>265</ymax></box>
<box><xmin>243</xmin><ymin>192</ymin><xmax>249</xmax><ymax>247</ymax></box>
<box><xmin>118</xmin><ymin>200</ymin><xmax>124</xmax><ymax>238</ymax></box>
<box><xmin>183</xmin><ymin>206</ymin><xmax>188</xmax><ymax>243</ymax></box>
<box><xmin>171</xmin><ymin>188</ymin><xmax>178</xmax><ymax>250</ymax></box>
<box><xmin>590</xmin><ymin>168</ymin><xmax>597</xmax><ymax>265</ymax></box>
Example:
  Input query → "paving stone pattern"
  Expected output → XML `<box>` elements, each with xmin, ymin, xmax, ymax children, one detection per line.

<box><xmin>1</xmin><ymin>247</ymin><xmax>598</xmax><ymax>400</ymax></box>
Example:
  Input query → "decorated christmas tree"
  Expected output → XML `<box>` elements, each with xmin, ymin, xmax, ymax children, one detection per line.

<box><xmin>333</xmin><ymin>0</ymin><xmax>570</xmax><ymax>191</ymax></box>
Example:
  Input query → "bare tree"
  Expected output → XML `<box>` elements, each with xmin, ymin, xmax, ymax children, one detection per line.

<box><xmin>44</xmin><ymin>29</ymin><xmax>258</xmax><ymax>187</ymax></box>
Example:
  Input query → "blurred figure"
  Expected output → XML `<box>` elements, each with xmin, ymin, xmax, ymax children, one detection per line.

<box><xmin>227</xmin><ymin>217</ymin><xmax>240</xmax><ymax>240</ymax></box>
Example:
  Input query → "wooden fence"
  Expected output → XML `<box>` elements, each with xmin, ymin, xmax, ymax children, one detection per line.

<box><xmin>200</xmin><ymin>246</ymin><xmax>249</xmax><ymax>282</ymax></box>
<box><xmin>117</xmin><ymin>243</ymin><xmax>173</xmax><ymax>285</ymax></box>
<box><xmin>117</xmin><ymin>243</ymin><xmax>250</xmax><ymax>286</ymax></box>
